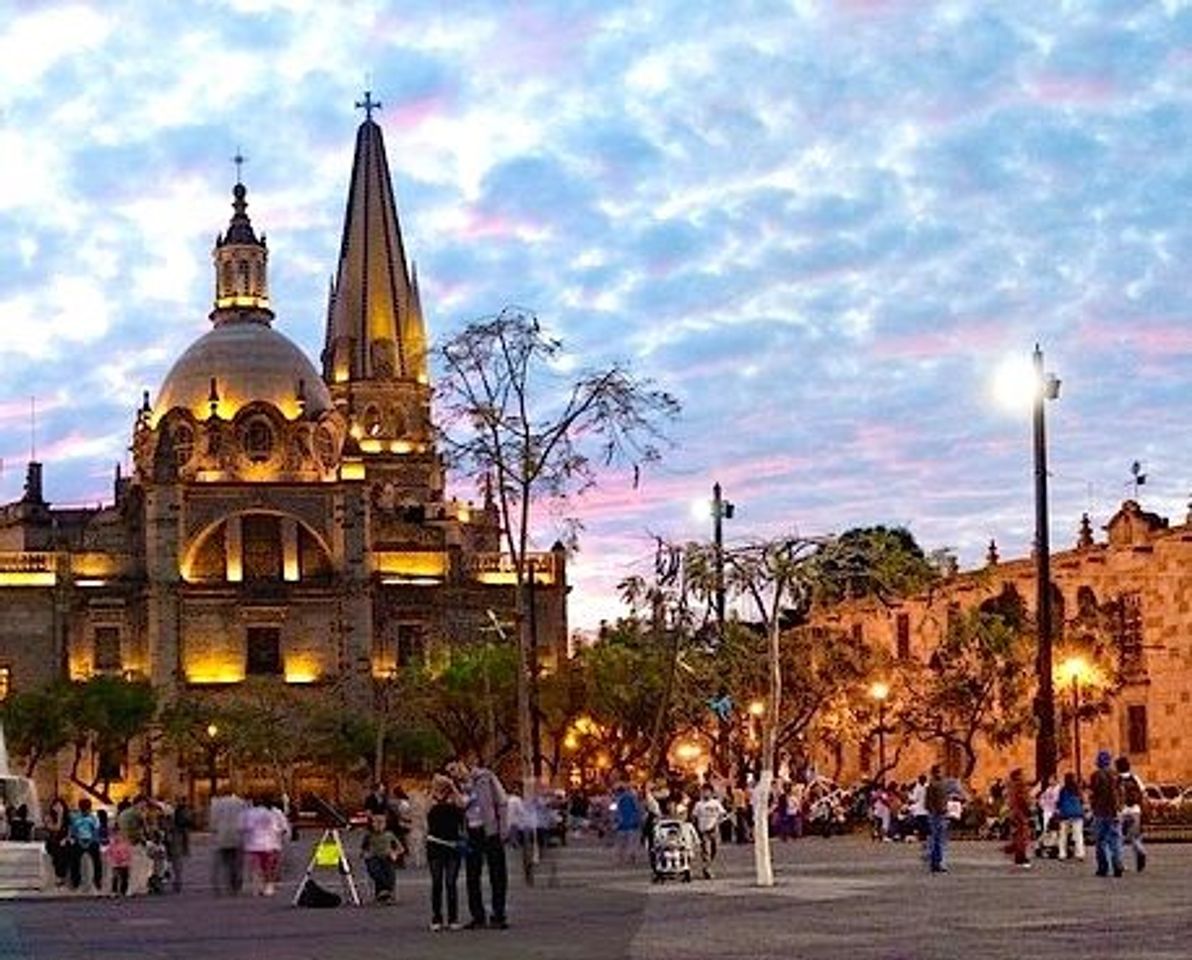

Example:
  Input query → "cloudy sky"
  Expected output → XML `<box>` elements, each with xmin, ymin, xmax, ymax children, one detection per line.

<box><xmin>2</xmin><ymin>0</ymin><xmax>1191</xmax><ymax>628</ymax></box>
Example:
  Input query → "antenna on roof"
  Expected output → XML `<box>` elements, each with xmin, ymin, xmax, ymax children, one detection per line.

<box><xmin>1130</xmin><ymin>461</ymin><xmax>1147</xmax><ymax>499</ymax></box>
<box><xmin>29</xmin><ymin>396</ymin><xmax>36</xmax><ymax>461</ymax></box>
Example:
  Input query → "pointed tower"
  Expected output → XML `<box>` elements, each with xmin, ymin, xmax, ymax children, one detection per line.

<box><xmin>322</xmin><ymin>94</ymin><xmax>440</xmax><ymax>499</ymax></box>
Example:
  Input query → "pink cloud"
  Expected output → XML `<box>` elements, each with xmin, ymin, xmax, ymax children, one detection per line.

<box><xmin>1026</xmin><ymin>73</ymin><xmax>1119</xmax><ymax>106</ymax></box>
<box><xmin>388</xmin><ymin>94</ymin><xmax>451</xmax><ymax>132</ymax></box>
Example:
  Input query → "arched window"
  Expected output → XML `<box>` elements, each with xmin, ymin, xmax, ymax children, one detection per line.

<box><xmin>237</xmin><ymin>259</ymin><xmax>251</xmax><ymax>292</ymax></box>
<box><xmin>244</xmin><ymin>419</ymin><xmax>274</xmax><ymax>462</ymax></box>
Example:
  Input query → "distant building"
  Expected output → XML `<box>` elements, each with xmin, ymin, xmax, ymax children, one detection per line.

<box><xmin>0</xmin><ymin>108</ymin><xmax>567</xmax><ymax>798</ymax></box>
<box><xmin>811</xmin><ymin>500</ymin><xmax>1192</xmax><ymax>788</ymax></box>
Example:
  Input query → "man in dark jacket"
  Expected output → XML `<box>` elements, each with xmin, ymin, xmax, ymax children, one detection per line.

<box><xmin>1089</xmin><ymin>749</ymin><xmax>1123</xmax><ymax>877</ymax></box>
<box><xmin>925</xmin><ymin>765</ymin><xmax>949</xmax><ymax>873</ymax></box>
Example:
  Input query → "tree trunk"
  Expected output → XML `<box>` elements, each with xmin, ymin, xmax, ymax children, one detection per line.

<box><xmin>753</xmin><ymin>614</ymin><xmax>782</xmax><ymax>887</ymax></box>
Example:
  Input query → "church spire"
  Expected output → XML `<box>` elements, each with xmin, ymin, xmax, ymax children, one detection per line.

<box><xmin>211</xmin><ymin>173</ymin><xmax>272</xmax><ymax>326</ymax></box>
<box><xmin>322</xmin><ymin>98</ymin><xmax>428</xmax><ymax>385</ymax></box>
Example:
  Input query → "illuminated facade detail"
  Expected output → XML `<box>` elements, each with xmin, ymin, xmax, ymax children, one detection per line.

<box><xmin>0</xmin><ymin>107</ymin><xmax>569</xmax><ymax>802</ymax></box>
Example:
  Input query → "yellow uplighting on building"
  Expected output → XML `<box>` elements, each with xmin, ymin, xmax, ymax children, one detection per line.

<box><xmin>374</xmin><ymin>551</ymin><xmax>448</xmax><ymax>579</ymax></box>
<box><xmin>186</xmin><ymin>660</ymin><xmax>246</xmax><ymax>685</ymax></box>
<box><xmin>340</xmin><ymin>460</ymin><xmax>366</xmax><ymax>480</ymax></box>
<box><xmin>0</xmin><ymin>571</ymin><xmax>56</xmax><ymax>587</ymax></box>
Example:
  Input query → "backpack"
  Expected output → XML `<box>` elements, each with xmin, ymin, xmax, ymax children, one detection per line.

<box><xmin>1122</xmin><ymin>774</ymin><xmax>1143</xmax><ymax>809</ymax></box>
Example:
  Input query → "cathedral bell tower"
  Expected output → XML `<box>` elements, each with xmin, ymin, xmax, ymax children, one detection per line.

<box><xmin>321</xmin><ymin>93</ymin><xmax>440</xmax><ymax>501</ymax></box>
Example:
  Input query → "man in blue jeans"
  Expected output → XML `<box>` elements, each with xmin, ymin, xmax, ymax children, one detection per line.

<box><xmin>1089</xmin><ymin>749</ymin><xmax>1124</xmax><ymax>878</ymax></box>
<box><xmin>925</xmin><ymin>765</ymin><xmax>949</xmax><ymax>873</ymax></box>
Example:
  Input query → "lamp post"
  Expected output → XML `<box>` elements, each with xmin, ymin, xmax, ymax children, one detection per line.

<box><xmin>869</xmin><ymin>681</ymin><xmax>890</xmax><ymax>778</ymax></box>
<box><xmin>711</xmin><ymin>483</ymin><xmax>735</xmax><ymax>632</ymax></box>
<box><xmin>1059</xmin><ymin>657</ymin><xmax>1088</xmax><ymax>784</ymax></box>
<box><xmin>1032</xmin><ymin>346</ymin><xmax>1062</xmax><ymax>784</ymax></box>
<box><xmin>205</xmin><ymin>722</ymin><xmax>219</xmax><ymax>802</ymax></box>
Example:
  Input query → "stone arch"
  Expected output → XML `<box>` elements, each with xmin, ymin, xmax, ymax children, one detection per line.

<box><xmin>180</xmin><ymin>508</ymin><xmax>335</xmax><ymax>583</ymax></box>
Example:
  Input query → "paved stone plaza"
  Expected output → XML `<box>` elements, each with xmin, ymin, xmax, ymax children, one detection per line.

<box><xmin>0</xmin><ymin>834</ymin><xmax>1188</xmax><ymax>960</ymax></box>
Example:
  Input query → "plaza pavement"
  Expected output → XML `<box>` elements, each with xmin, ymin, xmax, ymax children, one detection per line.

<box><xmin>0</xmin><ymin>832</ymin><xmax>1188</xmax><ymax>960</ymax></box>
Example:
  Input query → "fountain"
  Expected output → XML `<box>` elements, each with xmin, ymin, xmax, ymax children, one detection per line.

<box><xmin>0</xmin><ymin>721</ymin><xmax>48</xmax><ymax>895</ymax></box>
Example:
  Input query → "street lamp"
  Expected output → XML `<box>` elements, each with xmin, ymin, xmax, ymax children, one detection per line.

<box><xmin>1032</xmin><ymin>347</ymin><xmax>1062</xmax><ymax>784</ymax></box>
<box><xmin>869</xmin><ymin>681</ymin><xmax>890</xmax><ymax>778</ymax></box>
<box><xmin>692</xmin><ymin>483</ymin><xmax>736</xmax><ymax>632</ymax></box>
<box><xmin>205</xmin><ymin>723</ymin><xmax>220</xmax><ymax>801</ymax></box>
<box><xmin>995</xmin><ymin>346</ymin><xmax>1061</xmax><ymax>783</ymax></box>
<box><xmin>1058</xmin><ymin>657</ymin><xmax>1090</xmax><ymax>784</ymax></box>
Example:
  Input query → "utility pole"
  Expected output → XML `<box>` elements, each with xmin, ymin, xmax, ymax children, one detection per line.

<box><xmin>1032</xmin><ymin>345</ymin><xmax>1060</xmax><ymax>784</ymax></box>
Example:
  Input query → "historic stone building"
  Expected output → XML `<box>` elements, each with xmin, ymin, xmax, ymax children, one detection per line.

<box><xmin>816</xmin><ymin>500</ymin><xmax>1192</xmax><ymax>788</ymax></box>
<box><xmin>0</xmin><ymin>109</ymin><xmax>567</xmax><ymax>795</ymax></box>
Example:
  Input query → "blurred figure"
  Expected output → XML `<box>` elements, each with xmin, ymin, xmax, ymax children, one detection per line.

<box><xmin>1004</xmin><ymin>769</ymin><xmax>1032</xmax><ymax>868</ymax></box>
<box><xmin>426</xmin><ymin>773</ymin><xmax>465</xmax><ymax>931</ymax></box>
<box><xmin>612</xmin><ymin>781</ymin><xmax>642</xmax><ymax>865</ymax></box>
<box><xmin>449</xmin><ymin>759</ymin><xmax>510</xmax><ymax>930</ymax></box>
<box><xmin>108</xmin><ymin>825</ymin><xmax>132</xmax><ymax>897</ymax></box>
<box><xmin>210</xmin><ymin>787</ymin><xmax>246</xmax><ymax>895</ymax></box>
<box><xmin>8</xmin><ymin>803</ymin><xmax>32</xmax><ymax>842</ymax></box>
<box><xmin>1116</xmin><ymin>755</ymin><xmax>1147</xmax><ymax>872</ymax></box>
<box><xmin>1056</xmin><ymin>772</ymin><xmax>1085</xmax><ymax>861</ymax></box>
<box><xmin>241</xmin><ymin>797</ymin><xmax>286</xmax><ymax>896</ymax></box>
<box><xmin>44</xmin><ymin>797</ymin><xmax>70</xmax><ymax>886</ymax></box>
<box><xmin>68</xmin><ymin>797</ymin><xmax>103</xmax><ymax>893</ymax></box>
<box><xmin>168</xmin><ymin>798</ymin><xmax>193</xmax><ymax>892</ymax></box>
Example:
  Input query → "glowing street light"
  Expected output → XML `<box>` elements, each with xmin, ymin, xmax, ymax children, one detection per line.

<box><xmin>995</xmin><ymin>346</ymin><xmax>1061</xmax><ymax>783</ymax></box>
<box><xmin>748</xmin><ymin>700</ymin><xmax>766</xmax><ymax>718</ymax></box>
<box><xmin>869</xmin><ymin>681</ymin><xmax>890</xmax><ymax>777</ymax></box>
<box><xmin>1058</xmin><ymin>656</ymin><xmax>1092</xmax><ymax>784</ymax></box>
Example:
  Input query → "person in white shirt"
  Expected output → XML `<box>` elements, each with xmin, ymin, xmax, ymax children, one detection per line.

<box><xmin>241</xmin><ymin>797</ymin><xmax>288</xmax><ymax>896</ymax></box>
<box><xmin>908</xmin><ymin>774</ymin><xmax>928</xmax><ymax>841</ymax></box>
<box><xmin>691</xmin><ymin>785</ymin><xmax>727</xmax><ymax>879</ymax></box>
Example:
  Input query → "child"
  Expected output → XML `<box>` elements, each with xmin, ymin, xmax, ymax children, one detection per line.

<box><xmin>360</xmin><ymin>814</ymin><xmax>399</xmax><ymax>902</ymax></box>
<box><xmin>108</xmin><ymin>826</ymin><xmax>132</xmax><ymax>897</ymax></box>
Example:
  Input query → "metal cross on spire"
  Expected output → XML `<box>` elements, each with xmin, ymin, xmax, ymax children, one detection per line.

<box><xmin>355</xmin><ymin>90</ymin><xmax>382</xmax><ymax>120</ymax></box>
<box><xmin>232</xmin><ymin>150</ymin><xmax>246</xmax><ymax>184</ymax></box>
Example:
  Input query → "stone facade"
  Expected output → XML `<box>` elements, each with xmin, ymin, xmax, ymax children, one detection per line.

<box><xmin>812</xmin><ymin>501</ymin><xmax>1192</xmax><ymax>788</ymax></box>
<box><xmin>0</xmin><ymin>112</ymin><xmax>567</xmax><ymax>800</ymax></box>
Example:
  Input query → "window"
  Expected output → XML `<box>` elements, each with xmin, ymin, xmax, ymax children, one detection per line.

<box><xmin>94</xmin><ymin>626</ymin><xmax>122</xmax><ymax>673</ymax></box>
<box><xmin>0</xmin><ymin>666</ymin><xmax>10</xmax><ymax>701</ymax></box>
<box><xmin>242</xmin><ymin>514</ymin><xmax>282</xmax><ymax>581</ymax></box>
<box><xmin>246</xmin><ymin>626</ymin><xmax>282</xmax><ymax>676</ymax></box>
<box><xmin>397</xmin><ymin>624</ymin><xmax>424</xmax><ymax>666</ymax></box>
<box><xmin>1127</xmin><ymin>705</ymin><xmax>1148</xmax><ymax>755</ymax></box>
<box><xmin>244</xmin><ymin>419</ymin><xmax>274</xmax><ymax>462</ymax></box>
<box><xmin>173</xmin><ymin>425</ymin><xmax>194</xmax><ymax>466</ymax></box>
<box><xmin>895</xmin><ymin>613</ymin><xmax>910</xmax><ymax>659</ymax></box>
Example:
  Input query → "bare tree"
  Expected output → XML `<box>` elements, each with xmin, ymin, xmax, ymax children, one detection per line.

<box><xmin>437</xmin><ymin>308</ymin><xmax>679</xmax><ymax>803</ymax></box>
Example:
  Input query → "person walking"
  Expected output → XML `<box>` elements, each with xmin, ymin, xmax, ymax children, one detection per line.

<box><xmin>1056</xmin><ymin>772</ymin><xmax>1085</xmax><ymax>862</ymax></box>
<box><xmin>449</xmin><ymin>760</ymin><xmax>509</xmax><ymax>930</ymax></box>
<box><xmin>691</xmin><ymin>784</ymin><xmax>727</xmax><ymax>879</ymax></box>
<box><xmin>108</xmin><ymin>825</ymin><xmax>133</xmax><ymax>897</ymax></box>
<box><xmin>241</xmin><ymin>797</ymin><xmax>287</xmax><ymax>896</ymax></box>
<box><xmin>68</xmin><ymin>797</ymin><xmax>103</xmax><ymax>893</ymax></box>
<box><xmin>925</xmin><ymin>765</ymin><xmax>949</xmax><ymax>873</ymax></box>
<box><xmin>210</xmin><ymin>788</ymin><xmax>246</xmax><ymax>895</ymax></box>
<box><xmin>1005</xmin><ymin>769</ymin><xmax>1032</xmax><ymax>868</ymax></box>
<box><xmin>1116</xmin><ymin>755</ymin><xmax>1147</xmax><ymax>873</ymax></box>
<box><xmin>612</xmin><ymin>781</ymin><xmax>642</xmax><ymax>865</ymax></box>
<box><xmin>426</xmin><ymin>774</ymin><xmax>465</xmax><ymax>931</ymax></box>
<box><xmin>1089</xmin><ymin>749</ymin><xmax>1124</xmax><ymax>878</ymax></box>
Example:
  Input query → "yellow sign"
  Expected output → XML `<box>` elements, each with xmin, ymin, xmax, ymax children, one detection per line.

<box><xmin>315</xmin><ymin>837</ymin><xmax>343</xmax><ymax>868</ymax></box>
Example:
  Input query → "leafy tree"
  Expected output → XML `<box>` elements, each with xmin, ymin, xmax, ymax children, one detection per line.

<box><xmin>437</xmin><ymin>308</ymin><xmax>679</xmax><ymax>797</ymax></box>
<box><xmin>896</xmin><ymin>608</ymin><xmax>1034</xmax><ymax>780</ymax></box>
<box><xmin>1</xmin><ymin>681</ymin><xmax>75</xmax><ymax>778</ymax></box>
<box><xmin>812</xmin><ymin>526</ymin><xmax>938</xmax><ymax>605</ymax></box>
<box><xmin>67</xmin><ymin>677</ymin><xmax>157</xmax><ymax>803</ymax></box>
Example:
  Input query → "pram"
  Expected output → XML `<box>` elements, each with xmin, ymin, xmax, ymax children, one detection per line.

<box><xmin>649</xmin><ymin>819</ymin><xmax>694</xmax><ymax>883</ymax></box>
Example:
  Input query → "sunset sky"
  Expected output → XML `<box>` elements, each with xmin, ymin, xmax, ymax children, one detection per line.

<box><xmin>2</xmin><ymin>0</ymin><xmax>1191</xmax><ymax>628</ymax></box>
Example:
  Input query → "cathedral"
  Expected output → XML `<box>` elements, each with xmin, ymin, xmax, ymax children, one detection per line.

<box><xmin>0</xmin><ymin>105</ymin><xmax>568</xmax><ymax>792</ymax></box>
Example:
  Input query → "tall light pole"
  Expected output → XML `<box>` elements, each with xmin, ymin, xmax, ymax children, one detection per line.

<box><xmin>1032</xmin><ymin>345</ymin><xmax>1061</xmax><ymax>785</ymax></box>
<box><xmin>711</xmin><ymin>482</ymin><xmax>735</xmax><ymax>633</ymax></box>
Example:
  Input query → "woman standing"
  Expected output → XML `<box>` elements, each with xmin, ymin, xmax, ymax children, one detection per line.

<box><xmin>425</xmin><ymin>774</ymin><xmax>465</xmax><ymax>931</ymax></box>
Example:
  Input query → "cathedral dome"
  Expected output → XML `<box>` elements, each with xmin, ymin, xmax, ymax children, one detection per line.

<box><xmin>153</xmin><ymin>320</ymin><xmax>332</xmax><ymax>425</ymax></box>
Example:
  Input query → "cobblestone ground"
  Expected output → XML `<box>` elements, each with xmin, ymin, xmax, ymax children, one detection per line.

<box><xmin>0</xmin><ymin>833</ymin><xmax>1189</xmax><ymax>959</ymax></box>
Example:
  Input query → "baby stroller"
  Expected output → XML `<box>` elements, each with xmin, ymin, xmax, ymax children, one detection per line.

<box><xmin>650</xmin><ymin>819</ymin><xmax>693</xmax><ymax>883</ymax></box>
<box><xmin>144</xmin><ymin>835</ymin><xmax>173</xmax><ymax>894</ymax></box>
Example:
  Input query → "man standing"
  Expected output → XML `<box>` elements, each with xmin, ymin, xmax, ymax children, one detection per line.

<box><xmin>1115</xmin><ymin>755</ymin><xmax>1147</xmax><ymax>873</ymax></box>
<box><xmin>691</xmin><ymin>784</ymin><xmax>727</xmax><ymax>879</ymax></box>
<box><xmin>925</xmin><ymin>765</ymin><xmax>949</xmax><ymax>873</ymax></box>
<box><xmin>450</xmin><ymin>760</ymin><xmax>509</xmax><ymax>930</ymax></box>
<box><xmin>1089</xmin><ymin>749</ymin><xmax>1124</xmax><ymax>878</ymax></box>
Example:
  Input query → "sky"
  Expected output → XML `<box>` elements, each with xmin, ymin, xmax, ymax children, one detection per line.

<box><xmin>1</xmin><ymin>0</ymin><xmax>1191</xmax><ymax>630</ymax></box>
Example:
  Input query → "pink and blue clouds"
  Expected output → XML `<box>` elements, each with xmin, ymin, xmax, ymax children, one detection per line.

<box><xmin>1</xmin><ymin>1</ymin><xmax>1191</xmax><ymax>628</ymax></box>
